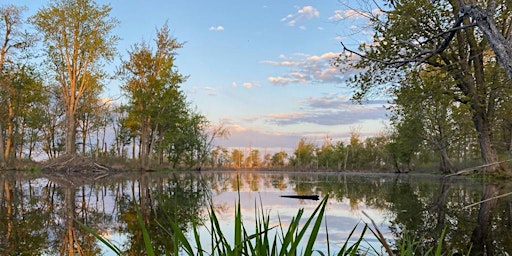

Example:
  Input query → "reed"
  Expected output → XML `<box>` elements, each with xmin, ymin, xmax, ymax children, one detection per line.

<box><xmin>78</xmin><ymin>195</ymin><xmax>469</xmax><ymax>255</ymax></box>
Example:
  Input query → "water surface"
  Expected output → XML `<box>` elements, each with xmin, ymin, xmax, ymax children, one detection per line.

<box><xmin>0</xmin><ymin>170</ymin><xmax>510</xmax><ymax>255</ymax></box>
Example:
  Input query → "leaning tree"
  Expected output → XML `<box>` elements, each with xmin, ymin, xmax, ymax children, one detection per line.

<box><xmin>339</xmin><ymin>0</ymin><xmax>512</xmax><ymax>172</ymax></box>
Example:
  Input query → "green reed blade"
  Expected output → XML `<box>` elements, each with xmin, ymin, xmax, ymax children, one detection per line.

<box><xmin>303</xmin><ymin>195</ymin><xmax>329</xmax><ymax>256</ymax></box>
<box><xmin>134</xmin><ymin>203</ymin><xmax>156</xmax><ymax>256</ymax></box>
<box><xmin>74</xmin><ymin>218</ymin><xmax>123</xmax><ymax>256</ymax></box>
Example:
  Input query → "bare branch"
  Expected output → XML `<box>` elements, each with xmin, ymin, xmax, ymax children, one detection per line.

<box><xmin>340</xmin><ymin>15</ymin><xmax>471</xmax><ymax>68</ymax></box>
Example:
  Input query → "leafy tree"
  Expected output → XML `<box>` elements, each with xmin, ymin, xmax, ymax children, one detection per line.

<box><xmin>119</xmin><ymin>22</ymin><xmax>187</xmax><ymax>169</ymax></box>
<box><xmin>339</xmin><ymin>0</ymin><xmax>512</xmax><ymax>172</ymax></box>
<box><xmin>0</xmin><ymin>4</ymin><xmax>35</xmax><ymax>166</ymax></box>
<box><xmin>389</xmin><ymin>68</ymin><xmax>459</xmax><ymax>173</ymax></box>
<box><xmin>292</xmin><ymin>137</ymin><xmax>316</xmax><ymax>168</ymax></box>
<box><xmin>75</xmin><ymin>75</ymin><xmax>107</xmax><ymax>156</ymax></box>
<box><xmin>31</xmin><ymin>0</ymin><xmax>118</xmax><ymax>155</ymax></box>
<box><xmin>41</xmin><ymin>85</ymin><xmax>66</xmax><ymax>159</ymax></box>
<box><xmin>210</xmin><ymin>146</ymin><xmax>230</xmax><ymax>167</ymax></box>
<box><xmin>317</xmin><ymin>136</ymin><xmax>343</xmax><ymax>170</ymax></box>
<box><xmin>345</xmin><ymin>129</ymin><xmax>363</xmax><ymax>170</ymax></box>
<box><xmin>362</xmin><ymin>133</ymin><xmax>389</xmax><ymax>170</ymax></box>
<box><xmin>387</xmin><ymin>114</ymin><xmax>424</xmax><ymax>173</ymax></box>
<box><xmin>6</xmin><ymin>65</ymin><xmax>47</xmax><ymax>160</ymax></box>
<box><xmin>231</xmin><ymin>149</ymin><xmax>244</xmax><ymax>168</ymax></box>
<box><xmin>244</xmin><ymin>149</ymin><xmax>260</xmax><ymax>168</ymax></box>
<box><xmin>270</xmin><ymin>151</ymin><xmax>288</xmax><ymax>167</ymax></box>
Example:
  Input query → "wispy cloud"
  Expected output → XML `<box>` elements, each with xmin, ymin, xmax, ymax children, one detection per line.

<box><xmin>264</xmin><ymin>52</ymin><xmax>345</xmax><ymax>85</ymax></box>
<box><xmin>242</xmin><ymin>82</ymin><xmax>254</xmax><ymax>89</ymax></box>
<box><xmin>328</xmin><ymin>9</ymin><xmax>383</xmax><ymax>22</ymax></box>
<box><xmin>232</xmin><ymin>81</ymin><xmax>258</xmax><ymax>89</ymax></box>
<box><xmin>209</xmin><ymin>25</ymin><xmax>224</xmax><ymax>31</ymax></box>
<box><xmin>263</xmin><ymin>94</ymin><xmax>389</xmax><ymax>126</ymax></box>
<box><xmin>281</xmin><ymin>6</ymin><xmax>320</xmax><ymax>27</ymax></box>
<box><xmin>187</xmin><ymin>86</ymin><xmax>219</xmax><ymax>96</ymax></box>
<box><xmin>264</xmin><ymin>108</ymin><xmax>387</xmax><ymax>126</ymax></box>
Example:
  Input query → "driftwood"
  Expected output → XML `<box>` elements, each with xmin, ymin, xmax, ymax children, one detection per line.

<box><xmin>463</xmin><ymin>191</ymin><xmax>512</xmax><ymax>209</ymax></box>
<box><xmin>444</xmin><ymin>159</ymin><xmax>512</xmax><ymax>177</ymax></box>
<box><xmin>43</xmin><ymin>154</ymin><xmax>113</xmax><ymax>173</ymax></box>
<box><xmin>41</xmin><ymin>154</ymin><xmax>117</xmax><ymax>185</ymax></box>
<box><xmin>280</xmin><ymin>195</ymin><xmax>320</xmax><ymax>201</ymax></box>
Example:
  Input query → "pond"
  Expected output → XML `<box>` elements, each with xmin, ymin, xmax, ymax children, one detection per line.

<box><xmin>0</xmin><ymin>170</ymin><xmax>511</xmax><ymax>255</ymax></box>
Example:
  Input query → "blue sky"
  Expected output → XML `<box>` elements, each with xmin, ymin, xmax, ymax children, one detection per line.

<box><xmin>17</xmin><ymin>1</ymin><xmax>389</xmax><ymax>154</ymax></box>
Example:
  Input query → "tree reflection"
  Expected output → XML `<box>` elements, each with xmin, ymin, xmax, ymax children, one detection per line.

<box><xmin>469</xmin><ymin>184</ymin><xmax>500</xmax><ymax>256</ymax></box>
<box><xmin>1</xmin><ymin>171</ymin><xmax>511</xmax><ymax>255</ymax></box>
<box><xmin>0</xmin><ymin>174</ymin><xmax>50</xmax><ymax>255</ymax></box>
<box><xmin>115</xmin><ymin>172</ymin><xmax>210</xmax><ymax>255</ymax></box>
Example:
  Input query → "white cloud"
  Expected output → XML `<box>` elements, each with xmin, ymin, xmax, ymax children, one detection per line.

<box><xmin>242</xmin><ymin>82</ymin><xmax>253</xmax><ymax>89</ymax></box>
<box><xmin>298</xmin><ymin>6</ymin><xmax>320</xmax><ymax>19</ymax></box>
<box><xmin>328</xmin><ymin>10</ymin><xmax>344</xmax><ymax>22</ymax></box>
<box><xmin>264</xmin><ymin>52</ymin><xmax>346</xmax><ymax>85</ymax></box>
<box><xmin>281</xmin><ymin>5</ymin><xmax>320</xmax><ymax>27</ymax></box>
<box><xmin>268</xmin><ymin>76</ymin><xmax>294</xmax><ymax>85</ymax></box>
<box><xmin>209</xmin><ymin>25</ymin><xmax>224</xmax><ymax>31</ymax></box>
<box><xmin>329</xmin><ymin>9</ymin><xmax>382</xmax><ymax>22</ymax></box>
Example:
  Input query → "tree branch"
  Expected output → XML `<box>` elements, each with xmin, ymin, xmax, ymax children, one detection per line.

<box><xmin>341</xmin><ymin>16</ymin><xmax>472</xmax><ymax>68</ymax></box>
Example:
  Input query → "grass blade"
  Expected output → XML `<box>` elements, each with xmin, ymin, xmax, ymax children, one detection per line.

<box><xmin>75</xmin><ymin>219</ymin><xmax>123</xmax><ymax>255</ymax></box>
<box><xmin>304</xmin><ymin>195</ymin><xmax>329</xmax><ymax>255</ymax></box>
<box><xmin>134</xmin><ymin>203</ymin><xmax>156</xmax><ymax>256</ymax></box>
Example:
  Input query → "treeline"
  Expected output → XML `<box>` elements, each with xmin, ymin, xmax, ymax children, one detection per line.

<box><xmin>335</xmin><ymin>0</ymin><xmax>512</xmax><ymax>173</ymax></box>
<box><xmin>205</xmin><ymin>128</ymin><xmax>490</xmax><ymax>173</ymax></box>
<box><xmin>2</xmin><ymin>1</ymin><xmax>512</xmax><ymax>173</ymax></box>
<box><xmin>0</xmin><ymin>2</ymin><xmax>224</xmax><ymax>170</ymax></box>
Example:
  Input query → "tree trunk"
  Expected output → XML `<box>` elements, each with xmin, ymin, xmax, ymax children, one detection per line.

<box><xmin>65</xmin><ymin>111</ymin><xmax>77</xmax><ymax>155</ymax></box>
<box><xmin>4</xmin><ymin>98</ymin><xmax>14</xmax><ymax>163</ymax></box>
<box><xmin>462</xmin><ymin>4</ymin><xmax>512</xmax><ymax>82</ymax></box>
<box><xmin>473</xmin><ymin>108</ymin><xmax>499</xmax><ymax>172</ymax></box>
<box><xmin>18</xmin><ymin>122</ymin><xmax>25</xmax><ymax>159</ymax></box>
<box><xmin>454</xmin><ymin>15</ymin><xmax>500</xmax><ymax>173</ymax></box>
<box><xmin>0</xmin><ymin>123</ymin><xmax>5</xmax><ymax>168</ymax></box>
<box><xmin>139</xmin><ymin>117</ymin><xmax>150</xmax><ymax>170</ymax></box>
<box><xmin>470</xmin><ymin>184</ymin><xmax>499</xmax><ymax>256</ymax></box>
<box><xmin>82</xmin><ymin>117</ymin><xmax>87</xmax><ymax>155</ymax></box>
<box><xmin>439</xmin><ymin>147</ymin><xmax>455</xmax><ymax>174</ymax></box>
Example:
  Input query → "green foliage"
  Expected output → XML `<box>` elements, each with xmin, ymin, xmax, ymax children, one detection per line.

<box><xmin>271</xmin><ymin>151</ymin><xmax>288</xmax><ymax>167</ymax></box>
<box><xmin>292</xmin><ymin>137</ymin><xmax>316</xmax><ymax>167</ymax></box>
<box><xmin>118</xmin><ymin>22</ymin><xmax>211</xmax><ymax>169</ymax></box>
<box><xmin>338</xmin><ymin>0</ymin><xmax>512</xmax><ymax>172</ymax></box>
<box><xmin>31</xmin><ymin>0</ymin><xmax>119</xmax><ymax>154</ymax></box>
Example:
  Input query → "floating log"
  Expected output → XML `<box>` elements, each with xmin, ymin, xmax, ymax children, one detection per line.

<box><xmin>280</xmin><ymin>195</ymin><xmax>320</xmax><ymax>200</ymax></box>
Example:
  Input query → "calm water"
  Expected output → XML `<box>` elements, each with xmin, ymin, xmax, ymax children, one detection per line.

<box><xmin>0</xmin><ymin>170</ymin><xmax>511</xmax><ymax>255</ymax></box>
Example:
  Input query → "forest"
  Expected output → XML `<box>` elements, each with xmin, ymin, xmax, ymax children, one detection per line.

<box><xmin>1</xmin><ymin>0</ymin><xmax>512</xmax><ymax>174</ymax></box>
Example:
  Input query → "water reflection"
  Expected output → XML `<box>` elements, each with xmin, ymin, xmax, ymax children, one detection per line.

<box><xmin>0</xmin><ymin>171</ymin><xmax>510</xmax><ymax>255</ymax></box>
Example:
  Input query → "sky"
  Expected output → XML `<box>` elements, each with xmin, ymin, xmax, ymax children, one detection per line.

<box><xmin>15</xmin><ymin>0</ymin><xmax>389</xmax><ymax>155</ymax></box>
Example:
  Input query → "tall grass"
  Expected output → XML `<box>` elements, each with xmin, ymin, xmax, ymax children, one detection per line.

<box><xmin>78</xmin><ymin>195</ymin><xmax>468</xmax><ymax>256</ymax></box>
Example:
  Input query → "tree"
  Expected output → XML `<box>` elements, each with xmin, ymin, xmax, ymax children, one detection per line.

<box><xmin>75</xmin><ymin>75</ymin><xmax>105</xmax><ymax>155</ymax></box>
<box><xmin>271</xmin><ymin>151</ymin><xmax>288</xmax><ymax>167</ymax></box>
<box><xmin>231</xmin><ymin>149</ymin><xmax>244</xmax><ymax>168</ymax></box>
<box><xmin>119</xmin><ymin>22</ymin><xmax>187</xmax><ymax>169</ymax></box>
<box><xmin>293</xmin><ymin>137</ymin><xmax>316</xmax><ymax>168</ymax></box>
<box><xmin>5</xmin><ymin>65</ymin><xmax>47</xmax><ymax>161</ymax></box>
<box><xmin>32</xmin><ymin>0</ymin><xmax>118</xmax><ymax>155</ymax></box>
<box><xmin>338</xmin><ymin>0</ymin><xmax>512</xmax><ymax>172</ymax></box>
<box><xmin>390</xmin><ymin>68</ymin><xmax>459</xmax><ymax>173</ymax></box>
<box><xmin>0</xmin><ymin>4</ymin><xmax>34</xmax><ymax>166</ymax></box>
<box><xmin>387</xmin><ymin>114</ymin><xmax>424</xmax><ymax>173</ymax></box>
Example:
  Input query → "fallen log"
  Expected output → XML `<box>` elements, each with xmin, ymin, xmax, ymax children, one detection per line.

<box><xmin>280</xmin><ymin>195</ymin><xmax>320</xmax><ymax>200</ymax></box>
